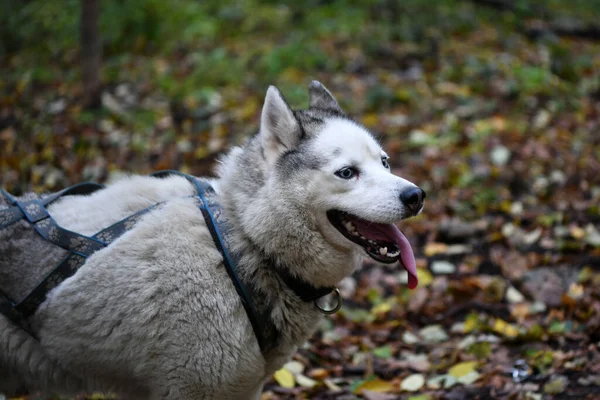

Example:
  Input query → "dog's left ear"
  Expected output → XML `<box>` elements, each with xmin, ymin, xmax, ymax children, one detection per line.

<box><xmin>309</xmin><ymin>80</ymin><xmax>342</xmax><ymax>112</ymax></box>
<box><xmin>260</xmin><ymin>86</ymin><xmax>302</xmax><ymax>166</ymax></box>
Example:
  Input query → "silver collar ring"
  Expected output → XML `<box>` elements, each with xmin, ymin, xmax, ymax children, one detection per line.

<box><xmin>315</xmin><ymin>288</ymin><xmax>342</xmax><ymax>315</ymax></box>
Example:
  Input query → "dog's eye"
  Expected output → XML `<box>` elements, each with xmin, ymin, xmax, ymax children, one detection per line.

<box><xmin>335</xmin><ymin>167</ymin><xmax>357</xmax><ymax>179</ymax></box>
<box><xmin>382</xmin><ymin>157</ymin><xmax>390</xmax><ymax>169</ymax></box>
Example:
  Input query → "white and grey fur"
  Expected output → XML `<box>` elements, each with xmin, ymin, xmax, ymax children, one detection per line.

<box><xmin>0</xmin><ymin>81</ymin><xmax>421</xmax><ymax>399</ymax></box>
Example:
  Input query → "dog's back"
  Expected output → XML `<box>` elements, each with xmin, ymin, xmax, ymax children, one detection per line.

<box><xmin>0</xmin><ymin>177</ymin><xmax>194</xmax><ymax>396</ymax></box>
<box><xmin>1</xmin><ymin>175</ymin><xmax>265</xmax><ymax>398</ymax></box>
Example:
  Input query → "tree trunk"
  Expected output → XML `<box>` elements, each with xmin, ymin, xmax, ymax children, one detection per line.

<box><xmin>81</xmin><ymin>0</ymin><xmax>101</xmax><ymax>108</ymax></box>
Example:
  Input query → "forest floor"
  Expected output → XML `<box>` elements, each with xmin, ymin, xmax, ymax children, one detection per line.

<box><xmin>2</xmin><ymin>0</ymin><xmax>600</xmax><ymax>399</ymax></box>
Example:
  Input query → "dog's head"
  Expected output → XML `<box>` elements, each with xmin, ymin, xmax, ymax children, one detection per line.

<box><xmin>257</xmin><ymin>81</ymin><xmax>424</xmax><ymax>288</ymax></box>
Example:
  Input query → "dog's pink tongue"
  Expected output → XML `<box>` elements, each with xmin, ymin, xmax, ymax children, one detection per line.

<box><xmin>380</xmin><ymin>224</ymin><xmax>419</xmax><ymax>289</ymax></box>
<box><xmin>353</xmin><ymin>220</ymin><xmax>419</xmax><ymax>289</ymax></box>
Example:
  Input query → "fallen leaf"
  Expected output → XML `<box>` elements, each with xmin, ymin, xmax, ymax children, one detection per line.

<box><xmin>400</xmin><ymin>374</ymin><xmax>425</xmax><ymax>392</ymax></box>
<box><xmin>585</xmin><ymin>224</ymin><xmax>600</xmax><ymax>246</ymax></box>
<box><xmin>492</xmin><ymin>318</ymin><xmax>520</xmax><ymax>338</ymax></box>
<box><xmin>296</xmin><ymin>373</ymin><xmax>317</xmax><ymax>388</ymax></box>
<box><xmin>324</xmin><ymin>378</ymin><xmax>342</xmax><ymax>392</ymax></box>
<box><xmin>361</xmin><ymin>390</ymin><xmax>398</xmax><ymax>400</ymax></box>
<box><xmin>424</xmin><ymin>242</ymin><xmax>448</xmax><ymax>257</ymax></box>
<box><xmin>506</xmin><ymin>286</ymin><xmax>525</xmax><ymax>303</ymax></box>
<box><xmin>426</xmin><ymin>375</ymin><xmax>447</xmax><ymax>389</ymax></box>
<box><xmin>417</xmin><ymin>268</ymin><xmax>434</xmax><ymax>286</ymax></box>
<box><xmin>401</xmin><ymin>352</ymin><xmax>431</xmax><ymax>372</ymax></box>
<box><xmin>283</xmin><ymin>360</ymin><xmax>304</xmax><ymax>375</ymax></box>
<box><xmin>419</xmin><ymin>324</ymin><xmax>449</xmax><ymax>343</ymax></box>
<box><xmin>371</xmin><ymin>301</ymin><xmax>392</xmax><ymax>315</ymax></box>
<box><xmin>444</xmin><ymin>375</ymin><xmax>458</xmax><ymax>389</ymax></box>
<box><xmin>490</xmin><ymin>145</ymin><xmax>510</xmax><ymax>166</ymax></box>
<box><xmin>544</xmin><ymin>375</ymin><xmax>568</xmax><ymax>394</ymax></box>
<box><xmin>431</xmin><ymin>260</ymin><xmax>456</xmax><ymax>274</ymax></box>
<box><xmin>309</xmin><ymin>368</ymin><xmax>329</xmax><ymax>380</ymax></box>
<box><xmin>354</xmin><ymin>378</ymin><xmax>394</xmax><ymax>394</ymax></box>
<box><xmin>408</xmin><ymin>395</ymin><xmax>432</xmax><ymax>400</ymax></box>
<box><xmin>273</xmin><ymin>368</ymin><xmax>295</xmax><ymax>388</ymax></box>
<box><xmin>568</xmin><ymin>282</ymin><xmax>584</xmax><ymax>300</ymax></box>
<box><xmin>457</xmin><ymin>370</ymin><xmax>480</xmax><ymax>385</ymax></box>
<box><xmin>403</xmin><ymin>331</ymin><xmax>420</xmax><ymax>345</ymax></box>
<box><xmin>373</xmin><ymin>345</ymin><xmax>393</xmax><ymax>359</ymax></box>
<box><xmin>464</xmin><ymin>313</ymin><xmax>480</xmax><ymax>333</ymax></box>
<box><xmin>570</xmin><ymin>225</ymin><xmax>585</xmax><ymax>239</ymax></box>
<box><xmin>466</xmin><ymin>341</ymin><xmax>492</xmax><ymax>360</ymax></box>
<box><xmin>523</xmin><ymin>228</ymin><xmax>543</xmax><ymax>245</ymax></box>
<box><xmin>448</xmin><ymin>361</ymin><xmax>479</xmax><ymax>378</ymax></box>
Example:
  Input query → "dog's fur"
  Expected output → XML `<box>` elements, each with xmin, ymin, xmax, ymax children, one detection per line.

<box><xmin>0</xmin><ymin>82</ymin><xmax>421</xmax><ymax>399</ymax></box>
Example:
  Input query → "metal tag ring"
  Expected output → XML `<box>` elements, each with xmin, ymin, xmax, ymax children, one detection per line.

<box><xmin>315</xmin><ymin>288</ymin><xmax>342</xmax><ymax>315</ymax></box>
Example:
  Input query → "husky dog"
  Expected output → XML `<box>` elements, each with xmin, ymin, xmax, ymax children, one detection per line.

<box><xmin>0</xmin><ymin>81</ymin><xmax>424</xmax><ymax>399</ymax></box>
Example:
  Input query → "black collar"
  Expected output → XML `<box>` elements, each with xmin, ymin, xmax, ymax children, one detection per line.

<box><xmin>275</xmin><ymin>267</ymin><xmax>336</xmax><ymax>303</ymax></box>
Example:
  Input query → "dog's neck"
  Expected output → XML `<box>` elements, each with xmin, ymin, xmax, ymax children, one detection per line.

<box><xmin>214</xmin><ymin>139</ymin><xmax>360</xmax><ymax>358</ymax></box>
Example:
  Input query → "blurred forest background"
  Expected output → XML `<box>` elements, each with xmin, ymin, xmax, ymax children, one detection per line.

<box><xmin>2</xmin><ymin>0</ymin><xmax>600</xmax><ymax>399</ymax></box>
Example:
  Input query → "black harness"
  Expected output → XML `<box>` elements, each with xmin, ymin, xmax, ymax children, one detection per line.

<box><xmin>0</xmin><ymin>171</ymin><xmax>337</xmax><ymax>352</ymax></box>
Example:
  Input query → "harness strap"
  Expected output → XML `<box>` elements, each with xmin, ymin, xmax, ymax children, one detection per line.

<box><xmin>0</xmin><ymin>183</ymin><xmax>104</xmax><ymax>230</ymax></box>
<box><xmin>197</xmin><ymin>181</ymin><xmax>275</xmax><ymax>352</ymax></box>
<box><xmin>16</xmin><ymin>199</ymin><xmax>106</xmax><ymax>256</ymax></box>
<box><xmin>151</xmin><ymin>170</ymin><xmax>276</xmax><ymax>352</ymax></box>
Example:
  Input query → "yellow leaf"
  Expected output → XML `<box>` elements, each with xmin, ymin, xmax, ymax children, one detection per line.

<box><xmin>354</xmin><ymin>378</ymin><xmax>394</xmax><ymax>394</ymax></box>
<box><xmin>273</xmin><ymin>368</ymin><xmax>295</xmax><ymax>388</ymax></box>
<box><xmin>448</xmin><ymin>361</ymin><xmax>479</xmax><ymax>378</ymax></box>
<box><xmin>568</xmin><ymin>282</ymin><xmax>584</xmax><ymax>299</ymax></box>
<box><xmin>570</xmin><ymin>225</ymin><xmax>585</xmax><ymax>239</ymax></box>
<box><xmin>463</xmin><ymin>313</ymin><xmax>479</xmax><ymax>333</ymax></box>
<box><xmin>417</xmin><ymin>268</ymin><xmax>433</xmax><ymax>286</ymax></box>
<box><xmin>490</xmin><ymin>116</ymin><xmax>507</xmax><ymax>131</ymax></box>
<box><xmin>371</xmin><ymin>301</ymin><xmax>392</xmax><ymax>315</ymax></box>
<box><xmin>511</xmin><ymin>303</ymin><xmax>530</xmax><ymax>320</ymax></box>
<box><xmin>309</xmin><ymin>368</ymin><xmax>329</xmax><ymax>380</ymax></box>
<box><xmin>492</xmin><ymin>318</ymin><xmax>520</xmax><ymax>338</ymax></box>
<box><xmin>424</xmin><ymin>242</ymin><xmax>448</xmax><ymax>257</ymax></box>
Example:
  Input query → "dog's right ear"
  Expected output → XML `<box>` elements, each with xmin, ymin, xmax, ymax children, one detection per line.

<box><xmin>309</xmin><ymin>80</ymin><xmax>342</xmax><ymax>112</ymax></box>
<box><xmin>260</xmin><ymin>86</ymin><xmax>302</xmax><ymax>166</ymax></box>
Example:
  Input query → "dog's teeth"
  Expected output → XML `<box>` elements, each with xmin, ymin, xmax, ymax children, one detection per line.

<box><xmin>344</xmin><ymin>221</ymin><xmax>357</xmax><ymax>233</ymax></box>
<box><xmin>379</xmin><ymin>247</ymin><xmax>388</xmax><ymax>256</ymax></box>
<box><xmin>388</xmin><ymin>250</ymin><xmax>400</xmax><ymax>257</ymax></box>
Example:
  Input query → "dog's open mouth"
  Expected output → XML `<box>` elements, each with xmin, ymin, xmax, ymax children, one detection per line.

<box><xmin>327</xmin><ymin>210</ymin><xmax>418</xmax><ymax>289</ymax></box>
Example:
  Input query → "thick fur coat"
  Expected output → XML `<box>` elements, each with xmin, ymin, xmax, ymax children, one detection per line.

<box><xmin>0</xmin><ymin>82</ymin><xmax>423</xmax><ymax>399</ymax></box>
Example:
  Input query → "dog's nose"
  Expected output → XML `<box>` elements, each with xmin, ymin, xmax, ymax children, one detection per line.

<box><xmin>400</xmin><ymin>187</ymin><xmax>425</xmax><ymax>215</ymax></box>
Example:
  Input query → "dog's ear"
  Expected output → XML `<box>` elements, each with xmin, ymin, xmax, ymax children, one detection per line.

<box><xmin>260</xmin><ymin>86</ymin><xmax>302</xmax><ymax>166</ymax></box>
<box><xmin>308</xmin><ymin>80</ymin><xmax>341</xmax><ymax>112</ymax></box>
